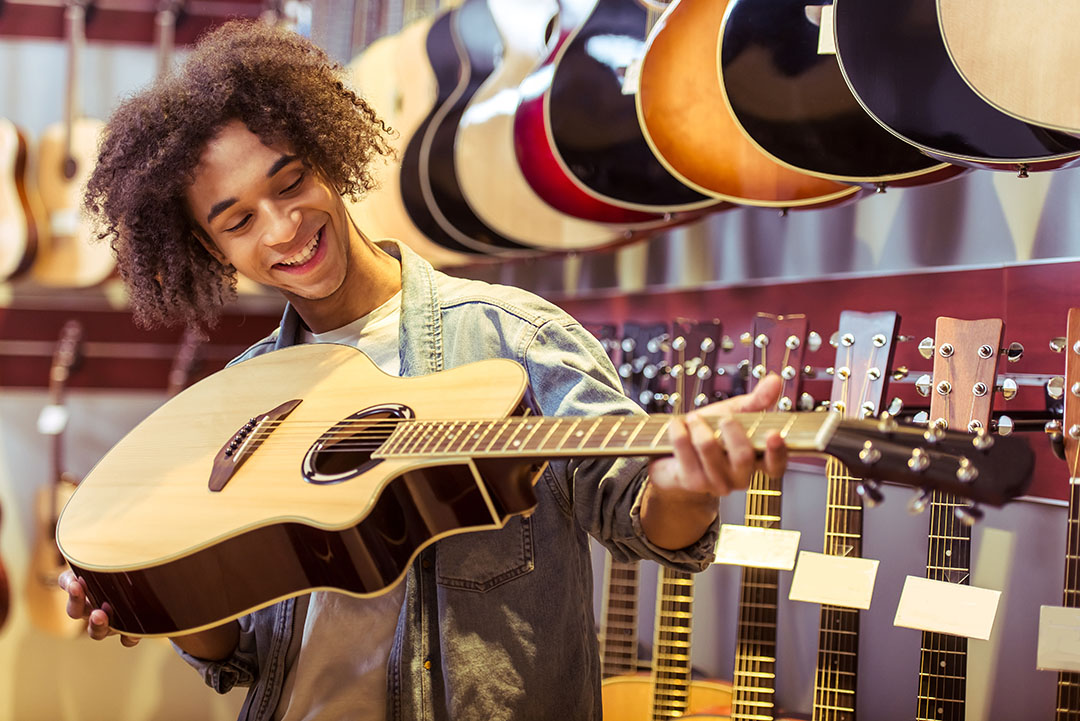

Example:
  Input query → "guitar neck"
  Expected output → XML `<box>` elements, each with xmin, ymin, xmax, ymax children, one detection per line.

<box><xmin>1059</xmin><ymin>478</ymin><xmax>1080</xmax><ymax>720</ymax></box>
<box><xmin>650</xmin><ymin>567</ymin><xmax>695</xmax><ymax>720</ymax></box>
<box><xmin>731</xmin><ymin>470</ymin><xmax>782</xmax><ymax>720</ymax></box>
<box><xmin>599</xmin><ymin>556</ymin><xmax>641</xmax><ymax>678</ymax></box>
<box><xmin>813</xmin><ymin>458</ymin><xmax>865</xmax><ymax>721</ymax></box>
<box><xmin>376</xmin><ymin>412</ymin><xmax>838</xmax><ymax>460</ymax></box>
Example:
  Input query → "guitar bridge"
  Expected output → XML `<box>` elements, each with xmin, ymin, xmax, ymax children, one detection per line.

<box><xmin>208</xmin><ymin>399</ymin><xmax>302</xmax><ymax>492</ymax></box>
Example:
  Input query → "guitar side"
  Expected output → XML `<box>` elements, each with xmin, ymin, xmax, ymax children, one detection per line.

<box><xmin>0</xmin><ymin>118</ymin><xmax>40</xmax><ymax>280</ymax></box>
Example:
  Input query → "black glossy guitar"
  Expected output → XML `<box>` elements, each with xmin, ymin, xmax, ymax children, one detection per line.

<box><xmin>546</xmin><ymin>0</ymin><xmax>718</xmax><ymax>211</ymax></box>
<box><xmin>718</xmin><ymin>0</ymin><xmax>960</xmax><ymax>187</ymax></box>
<box><xmin>833</xmin><ymin>0</ymin><xmax>1080</xmax><ymax>173</ymax></box>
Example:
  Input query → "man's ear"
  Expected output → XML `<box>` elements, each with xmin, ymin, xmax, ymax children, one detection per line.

<box><xmin>192</xmin><ymin>227</ymin><xmax>227</xmax><ymax>265</ymax></box>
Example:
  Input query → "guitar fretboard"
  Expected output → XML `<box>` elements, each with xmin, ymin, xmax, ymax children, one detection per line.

<box><xmin>814</xmin><ymin>459</ymin><xmax>864</xmax><ymax>721</ymax></box>
<box><xmin>599</xmin><ymin>557</ymin><xmax>640</xmax><ymax>678</ymax></box>
<box><xmin>650</xmin><ymin>569</ymin><xmax>695</xmax><ymax>720</ymax></box>
<box><xmin>375</xmin><ymin>413</ymin><xmax>834</xmax><ymax>459</ymax></box>
<box><xmin>732</xmin><ymin>469</ymin><xmax>782</xmax><ymax>721</ymax></box>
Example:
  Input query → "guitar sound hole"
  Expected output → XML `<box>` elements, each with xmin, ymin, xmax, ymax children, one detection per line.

<box><xmin>302</xmin><ymin>404</ymin><xmax>413</xmax><ymax>485</ymax></box>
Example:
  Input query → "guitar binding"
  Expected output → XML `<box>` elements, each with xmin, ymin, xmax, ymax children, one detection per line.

<box><xmin>303</xmin><ymin>404</ymin><xmax>415</xmax><ymax>485</ymax></box>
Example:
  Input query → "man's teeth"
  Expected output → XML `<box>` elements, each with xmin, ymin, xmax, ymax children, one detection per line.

<box><xmin>280</xmin><ymin>230</ymin><xmax>321</xmax><ymax>266</ymax></box>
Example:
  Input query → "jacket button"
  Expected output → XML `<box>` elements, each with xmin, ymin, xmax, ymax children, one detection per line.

<box><xmin>423</xmin><ymin>660</ymin><xmax>432</xmax><ymax>671</ymax></box>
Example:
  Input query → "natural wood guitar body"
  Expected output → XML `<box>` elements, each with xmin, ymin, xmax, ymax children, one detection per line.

<box><xmin>58</xmin><ymin>345</ymin><xmax>542</xmax><ymax>636</ymax></box>
<box><xmin>0</xmin><ymin>118</ymin><xmax>40</xmax><ymax>280</ymax></box>
<box><xmin>601</xmin><ymin>675</ymin><xmax>731</xmax><ymax>719</ymax></box>
<box><xmin>34</xmin><ymin>117</ymin><xmax>114</xmax><ymax>288</ymax></box>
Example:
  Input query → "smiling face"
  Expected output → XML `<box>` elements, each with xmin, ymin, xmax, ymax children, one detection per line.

<box><xmin>185</xmin><ymin>120</ymin><xmax>400</xmax><ymax>332</ymax></box>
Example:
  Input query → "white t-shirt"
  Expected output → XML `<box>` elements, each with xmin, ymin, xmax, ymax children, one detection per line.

<box><xmin>274</xmin><ymin>291</ymin><xmax>405</xmax><ymax>721</ymax></box>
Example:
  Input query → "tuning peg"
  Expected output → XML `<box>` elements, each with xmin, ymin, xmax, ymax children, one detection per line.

<box><xmin>856</xmin><ymin>480</ymin><xmax>884</xmax><ymax>507</ymax></box>
<box><xmin>954</xmin><ymin>504</ymin><xmax>984</xmax><ymax>526</ymax></box>
<box><xmin>996</xmin><ymin>377</ymin><xmax>1019</xmax><ymax>401</ymax></box>
<box><xmin>915</xmin><ymin>374</ymin><xmax>933</xmax><ymax>397</ymax></box>
<box><xmin>756</xmin><ymin>334</ymin><xmax>770</xmax><ymax>349</ymax></box>
<box><xmin>803</xmin><ymin>364</ymin><xmax>817</xmax><ymax>379</ymax></box>
<box><xmin>912</xmin><ymin>411</ymin><xmax>930</xmax><ymax>426</ymax></box>
<box><xmin>777</xmin><ymin>396</ymin><xmax>794</xmax><ymax>411</ymax></box>
<box><xmin>618</xmin><ymin>362</ymin><xmax>634</xmax><ymax>379</ymax></box>
<box><xmin>1045</xmin><ymin>420</ymin><xmax>1066</xmax><ymax>461</ymax></box>
<box><xmin>892</xmin><ymin>365</ymin><xmax>909</xmax><ymax>381</ymax></box>
<box><xmin>837</xmin><ymin>332</ymin><xmax>855</xmax><ymax>348</ymax></box>
<box><xmin>799</xmin><ymin>392</ymin><xmax>815</xmax><ymax>411</ymax></box>
<box><xmin>666</xmin><ymin>392</ymin><xmax>682</xmax><ymax>411</ymax></box>
<box><xmin>807</xmin><ymin>332</ymin><xmax>823</xmax><ymax>352</ymax></box>
<box><xmin>1051</xmin><ymin>336</ymin><xmax>1068</xmax><ymax>353</ymax></box>
<box><xmin>739</xmin><ymin>332</ymin><xmax>753</xmax><ymax>346</ymax></box>
<box><xmin>897</xmin><ymin>334</ymin><xmax>914</xmax><ymax>343</ymax></box>
<box><xmin>699</xmin><ymin>337</ymin><xmax>716</xmax><ymax>354</ymax></box>
<box><xmin>907</xmin><ymin>489</ymin><xmax>933</xmax><ymax>515</ymax></box>
<box><xmin>736</xmin><ymin>359</ymin><xmax>751</xmax><ymax>379</ymax></box>
<box><xmin>877</xmin><ymin>412</ymin><xmax>898</xmax><ymax>434</ymax></box>
<box><xmin>886</xmin><ymin>397</ymin><xmax>904</xmax><ymax>416</ymax></box>
<box><xmin>1048</xmin><ymin>376</ymin><xmax>1066</xmax><ymax>400</ymax></box>
<box><xmin>918</xmin><ymin>337</ymin><xmax>935</xmax><ymax>360</ymax></box>
<box><xmin>816</xmin><ymin>400</ymin><xmax>831</xmax><ymax>412</ymax></box>
<box><xmin>994</xmin><ymin>415</ymin><xmax>1014</xmax><ymax>436</ymax></box>
<box><xmin>972</xmin><ymin>427</ymin><xmax>994</xmax><ymax>451</ymax></box>
<box><xmin>1001</xmin><ymin>341</ymin><xmax>1024</xmax><ymax>363</ymax></box>
<box><xmin>621</xmin><ymin>337</ymin><xmax>637</xmax><ymax>353</ymax></box>
<box><xmin>647</xmin><ymin>333</ymin><xmax>671</xmax><ymax>354</ymax></box>
<box><xmin>671</xmin><ymin>335</ymin><xmax>687</xmax><ymax>353</ymax></box>
<box><xmin>829</xmin><ymin>331</ymin><xmax>840</xmax><ymax>348</ymax></box>
<box><xmin>826</xmin><ymin>366</ymin><xmax>836</xmax><ymax>376</ymax></box>
<box><xmin>721</xmin><ymin>335</ymin><xmax>735</xmax><ymax>352</ymax></box>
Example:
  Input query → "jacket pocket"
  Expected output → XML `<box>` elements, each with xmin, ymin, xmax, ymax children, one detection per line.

<box><xmin>435</xmin><ymin>515</ymin><xmax>534</xmax><ymax>592</ymax></box>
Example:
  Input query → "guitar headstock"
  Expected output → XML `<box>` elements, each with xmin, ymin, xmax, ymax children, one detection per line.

<box><xmin>1063</xmin><ymin>309</ymin><xmax>1080</xmax><ymax>476</ymax></box>
<box><xmin>49</xmin><ymin>319</ymin><xmax>83</xmax><ymax>403</ymax></box>
<box><xmin>669</xmin><ymin>318</ymin><xmax>723</xmax><ymax>415</ymax></box>
<box><xmin>828</xmin><ymin>311</ymin><xmax>902</xmax><ymax>420</ymax></box>
<box><xmin>926</xmin><ymin>317</ymin><xmax>1005</xmax><ymax>434</ymax></box>
<box><xmin>748</xmin><ymin>313</ymin><xmax>810</xmax><ymax>411</ymax></box>
<box><xmin>618</xmin><ymin>321</ymin><xmax>670</xmax><ymax>412</ymax></box>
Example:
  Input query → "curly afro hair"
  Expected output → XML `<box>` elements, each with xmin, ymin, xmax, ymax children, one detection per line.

<box><xmin>84</xmin><ymin>19</ymin><xmax>392</xmax><ymax>328</ymax></box>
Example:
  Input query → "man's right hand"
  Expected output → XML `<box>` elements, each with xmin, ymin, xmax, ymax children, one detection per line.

<box><xmin>58</xmin><ymin>569</ymin><xmax>140</xmax><ymax>646</ymax></box>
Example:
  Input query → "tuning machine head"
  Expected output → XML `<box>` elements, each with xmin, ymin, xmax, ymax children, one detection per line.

<box><xmin>807</xmin><ymin>331</ymin><xmax>822</xmax><ymax>353</ymax></box>
<box><xmin>993</xmin><ymin>415</ymin><xmax>1014</xmax><ymax>436</ymax></box>
<box><xmin>907</xmin><ymin>489</ymin><xmax>933</xmax><ymax>515</ymax></box>
<box><xmin>1001</xmin><ymin>341</ymin><xmax>1024</xmax><ymax>363</ymax></box>
<box><xmin>954</xmin><ymin>504</ymin><xmax>984</xmax><ymax>526</ymax></box>
<box><xmin>855</xmin><ymin>480</ymin><xmax>884</xmax><ymax>507</ymax></box>
<box><xmin>1051</xmin><ymin>336</ymin><xmax>1068</xmax><ymax>354</ymax></box>
<box><xmin>1045</xmin><ymin>420</ymin><xmax>1066</xmax><ymax>461</ymax></box>
<box><xmin>915</xmin><ymin>373</ymin><xmax>933</xmax><ymax>397</ymax></box>
<box><xmin>918</xmin><ymin>337</ymin><xmax>935</xmax><ymax>360</ymax></box>
<box><xmin>996</xmin><ymin>377</ymin><xmax>1018</xmax><ymax>402</ymax></box>
<box><xmin>1048</xmin><ymin>376</ymin><xmax>1066</xmax><ymax>401</ymax></box>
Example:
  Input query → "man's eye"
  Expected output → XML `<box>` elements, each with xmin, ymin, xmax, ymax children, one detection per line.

<box><xmin>225</xmin><ymin>215</ymin><xmax>251</xmax><ymax>232</ymax></box>
<box><xmin>283</xmin><ymin>173</ymin><xmax>305</xmax><ymax>193</ymax></box>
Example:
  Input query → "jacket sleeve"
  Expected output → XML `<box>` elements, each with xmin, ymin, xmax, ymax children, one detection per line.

<box><xmin>171</xmin><ymin>614</ymin><xmax>261</xmax><ymax>694</ymax></box>
<box><xmin>521</xmin><ymin>318</ymin><xmax>719</xmax><ymax>572</ymax></box>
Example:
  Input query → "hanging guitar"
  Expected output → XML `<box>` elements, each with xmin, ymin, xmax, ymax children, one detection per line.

<box><xmin>56</xmin><ymin>342</ymin><xmax>1033</xmax><ymax>638</ymax></box>
<box><xmin>717</xmin><ymin>0</ymin><xmax>963</xmax><ymax>188</ymax></box>
<box><xmin>0</xmin><ymin>117</ymin><xmax>41</xmax><ymax>281</ymax></box>
<box><xmin>635</xmin><ymin>0</ymin><xmax>861</xmax><ymax>208</ymax></box>
<box><xmin>34</xmin><ymin>0</ymin><xmax>114</xmax><ymax>288</ymax></box>
<box><xmin>832</xmin><ymin>0</ymin><xmax>1080</xmax><ymax>173</ymax></box>
<box><xmin>27</xmin><ymin>320</ymin><xmax>87</xmax><ymax>638</ymax></box>
<box><xmin>454</xmin><ymin>0</ymin><xmax>628</xmax><ymax>252</ymax></box>
<box><xmin>0</xmin><ymin>500</ymin><xmax>9</xmax><ymax>632</ymax></box>
<box><xmin>812</xmin><ymin>310</ymin><xmax>902</xmax><ymax>721</ymax></box>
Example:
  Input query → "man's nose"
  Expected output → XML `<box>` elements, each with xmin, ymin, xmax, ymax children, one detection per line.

<box><xmin>261</xmin><ymin>202</ymin><xmax>302</xmax><ymax>246</ymax></box>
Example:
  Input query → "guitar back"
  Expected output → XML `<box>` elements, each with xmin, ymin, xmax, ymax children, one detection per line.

<box><xmin>636</xmin><ymin>0</ymin><xmax>859</xmax><ymax>208</ymax></box>
<box><xmin>834</xmin><ymin>0</ymin><xmax>1080</xmax><ymax>171</ymax></box>
<box><xmin>939</xmin><ymin>0</ymin><xmax>1080</xmax><ymax>137</ymax></box>
<box><xmin>345</xmin><ymin>16</ymin><xmax>477</xmax><ymax>269</ymax></box>
<box><xmin>455</xmin><ymin>0</ymin><xmax>623</xmax><ymax>251</ymax></box>
<box><xmin>0</xmin><ymin>118</ymin><xmax>40</xmax><ymax>280</ymax></box>
<box><xmin>718</xmin><ymin>0</ymin><xmax>960</xmax><ymax>185</ymax></box>
<box><xmin>34</xmin><ymin>116</ymin><xmax>115</xmax><ymax>288</ymax></box>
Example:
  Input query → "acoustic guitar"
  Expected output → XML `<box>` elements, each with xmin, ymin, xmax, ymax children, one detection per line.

<box><xmin>27</xmin><ymin>320</ymin><xmax>87</xmax><ymax>638</ymax></box>
<box><xmin>34</xmin><ymin>0</ymin><xmax>114</xmax><ymax>288</ymax></box>
<box><xmin>717</xmin><ymin>0</ymin><xmax>962</xmax><ymax>188</ymax></box>
<box><xmin>937</xmin><ymin>0</ymin><xmax>1080</xmax><ymax>138</ymax></box>
<box><xmin>1055</xmin><ymin>308</ymin><xmax>1080</xmax><ymax>721</ymax></box>
<box><xmin>454</xmin><ymin>0</ymin><xmax>627</xmax><ymax>252</ymax></box>
<box><xmin>0</xmin><ymin>118</ymin><xmax>41</xmax><ymax>281</ymax></box>
<box><xmin>635</xmin><ymin>0</ymin><xmax>859</xmax><ymax>209</ymax></box>
<box><xmin>833</xmin><ymin>0</ymin><xmax>1080</xmax><ymax>173</ymax></box>
<box><xmin>811</xmin><ymin>311</ymin><xmax>901</xmax><ymax>721</ymax></box>
<box><xmin>913</xmin><ymin>317</ymin><xmax>1011</xmax><ymax>721</ymax></box>
<box><xmin>345</xmin><ymin>1</ymin><xmax>478</xmax><ymax>269</ymax></box>
<box><xmin>56</xmin><ymin>342</ymin><xmax>1033</xmax><ymax>638</ymax></box>
<box><xmin>0</xmin><ymin>500</ymin><xmax>9</xmax><ymax>632</ymax></box>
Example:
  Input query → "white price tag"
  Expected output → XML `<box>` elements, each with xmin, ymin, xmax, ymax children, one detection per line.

<box><xmin>37</xmin><ymin>404</ymin><xmax>69</xmax><ymax>436</ymax></box>
<box><xmin>789</xmin><ymin>551</ymin><xmax>879</xmax><ymax>609</ymax></box>
<box><xmin>1037</xmin><ymin>606</ymin><xmax>1080</xmax><ymax>672</ymax></box>
<box><xmin>714</xmin><ymin>524</ymin><xmax>801</xmax><ymax>570</ymax></box>
<box><xmin>893</xmin><ymin>576</ymin><xmax>1001</xmax><ymax>640</ymax></box>
<box><xmin>49</xmin><ymin>209</ymin><xmax>79</xmax><ymax>238</ymax></box>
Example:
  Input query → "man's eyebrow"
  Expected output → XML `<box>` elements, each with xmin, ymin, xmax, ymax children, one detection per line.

<box><xmin>205</xmin><ymin>154</ymin><xmax>299</xmax><ymax>225</ymax></box>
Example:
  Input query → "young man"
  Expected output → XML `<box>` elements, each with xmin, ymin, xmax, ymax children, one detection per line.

<box><xmin>59</xmin><ymin>20</ymin><xmax>788</xmax><ymax>721</ymax></box>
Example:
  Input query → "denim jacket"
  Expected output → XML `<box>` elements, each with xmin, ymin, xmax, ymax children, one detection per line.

<box><xmin>177</xmin><ymin>240</ymin><xmax>719</xmax><ymax>720</ymax></box>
